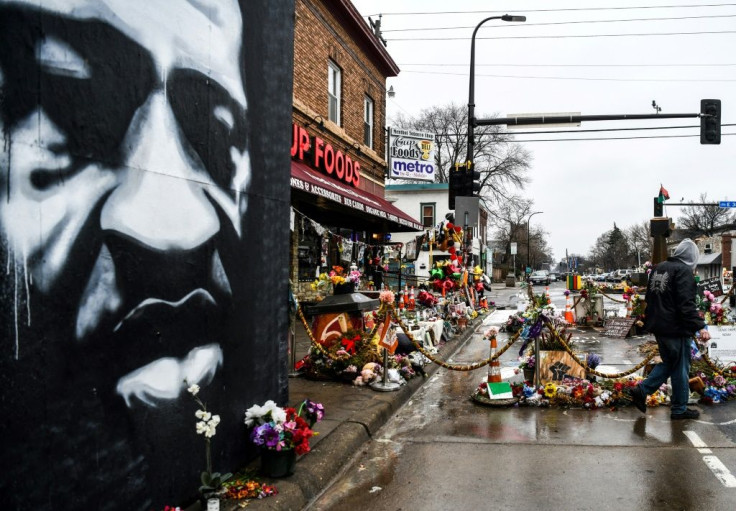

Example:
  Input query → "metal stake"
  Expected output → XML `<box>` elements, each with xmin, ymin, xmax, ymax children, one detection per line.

<box><xmin>370</xmin><ymin>346</ymin><xmax>400</xmax><ymax>392</ymax></box>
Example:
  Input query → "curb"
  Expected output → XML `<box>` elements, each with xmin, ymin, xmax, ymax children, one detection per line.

<box><xmin>221</xmin><ymin>315</ymin><xmax>486</xmax><ymax>511</ymax></box>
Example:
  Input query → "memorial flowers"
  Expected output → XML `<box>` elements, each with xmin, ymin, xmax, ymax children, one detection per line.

<box><xmin>185</xmin><ymin>382</ymin><xmax>232</xmax><ymax>500</ymax></box>
<box><xmin>696</xmin><ymin>289</ymin><xmax>731</xmax><ymax>325</ymax></box>
<box><xmin>245</xmin><ymin>399</ymin><xmax>324</xmax><ymax>455</ymax></box>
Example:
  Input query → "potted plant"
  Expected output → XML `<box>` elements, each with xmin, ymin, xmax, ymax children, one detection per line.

<box><xmin>518</xmin><ymin>352</ymin><xmax>536</xmax><ymax>383</ymax></box>
<box><xmin>185</xmin><ymin>382</ymin><xmax>232</xmax><ymax>510</ymax></box>
<box><xmin>244</xmin><ymin>399</ymin><xmax>324</xmax><ymax>478</ymax></box>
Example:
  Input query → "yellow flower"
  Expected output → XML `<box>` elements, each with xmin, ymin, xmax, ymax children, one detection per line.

<box><xmin>544</xmin><ymin>383</ymin><xmax>557</xmax><ymax>398</ymax></box>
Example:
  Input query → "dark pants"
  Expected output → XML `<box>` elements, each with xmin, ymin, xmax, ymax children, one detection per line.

<box><xmin>639</xmin><ymin>335</ymin><xmax>691</xmax><ymax>414</ymax></box>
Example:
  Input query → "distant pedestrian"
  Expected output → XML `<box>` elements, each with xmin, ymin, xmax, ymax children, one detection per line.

<box><xmin>628</xmin><ymin>239</ymin><xmax>710</xmax><ymax>420</ymax></box>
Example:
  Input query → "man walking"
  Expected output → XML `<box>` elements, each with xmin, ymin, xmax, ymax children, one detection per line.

<box><xmin>629</xmin><ymin>239</ymin><xmax>710</xmax><ymax>419</ymax></box>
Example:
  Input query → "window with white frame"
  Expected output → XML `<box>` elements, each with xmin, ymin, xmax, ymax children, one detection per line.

<box><xmin>328</xmin><ymin>60</ymin><xmax>341</xmax><ymax>125</ymax></box>
<box><xmin>363</xmin><ymin>95</ymin><xmax>374</xmax><ymax>148</ymax></box>
<box><xmin>420</xmin><ymin>203</ymin><xmax>435</xmax><ymax>228</ymax></box>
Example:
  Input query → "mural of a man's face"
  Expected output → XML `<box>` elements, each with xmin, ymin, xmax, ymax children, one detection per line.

<box><xmin>0</xmin><ymin>0</ymin><xmax>250</xmax><ymax>406</ymax></box>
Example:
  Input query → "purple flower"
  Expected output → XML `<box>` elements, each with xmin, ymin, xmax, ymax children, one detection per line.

<box><xmin>586</xmin><ymin>353</ymin><xmax>601</xmax><ymax>369</ymax></box>
<box><xmin>305</xmin><ymin>400</ymin><xmax>325</xmax><ymax>422</ymax></box>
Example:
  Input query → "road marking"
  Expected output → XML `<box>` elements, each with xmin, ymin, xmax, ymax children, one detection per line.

<box><xmin>684</xmin><ymin>431</ymin><xmax>736</xmax><ymax>488</ymax></box>
<box><xmin>683</xmin><ymin>431</ymin><xmax>707</xmax><ymax>448</ymax></box>
<box><xmin>703</xmin><ymin>456</ymin><xmax>736</xmax><ymax>488</ymax></box>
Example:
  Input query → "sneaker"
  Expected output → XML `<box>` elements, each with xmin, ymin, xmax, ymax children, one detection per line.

<box><xmin>671</xmin><ymin>408</ymin><xmax>700</xmax><ymax>420</ymax></box>
<box><xmin>628</xmin><ymin>386</ymin><xmax>647</xmax><ymax>414</ymax></box>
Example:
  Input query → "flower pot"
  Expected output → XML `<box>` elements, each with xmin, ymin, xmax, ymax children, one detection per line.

<box><xmin>523</xmin><ymin>368</ymin><xmax>535</xmax><ymax>383</ymax></box>
<box><xmin>333</xmin><ymin>282</ymin><xmax>355</xmax><ymax>295</ymax></box>
<box><xmin>261</xmin><ymin>448</ymin><xmax>296</xmax><ymax>478</ymax></box>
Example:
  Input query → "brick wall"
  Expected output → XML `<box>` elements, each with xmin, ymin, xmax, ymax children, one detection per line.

<box><xmin>293</xmin><ymin>0</ymin><xmax>391</xmax><ymax>192</ymax></box>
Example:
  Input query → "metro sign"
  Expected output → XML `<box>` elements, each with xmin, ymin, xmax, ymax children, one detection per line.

<box><xmin>719</xmin><ymin>201</ymin><xmax>736</xmax><ymax>208</ymax></box>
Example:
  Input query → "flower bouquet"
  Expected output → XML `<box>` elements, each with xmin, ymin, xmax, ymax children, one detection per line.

<box><xmin>299</xmin><ymin>329</ymin><xmax>382</xmax><ymax>382</ymax></box>
<box><xmin>245</xmin><ymin>399</ymin><xmax>324</xmax><ymax>477</ymax></box>
<box><xmin>696</xmin><ymin>289</ymin><xmax>731</xmax><ymax>325</ymax></box>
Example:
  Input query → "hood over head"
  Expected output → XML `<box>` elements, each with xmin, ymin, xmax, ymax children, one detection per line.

<box><xmin>671</xmin><ymin>239</ymin><xmax>699</xmax><ymax>270</ymax></box>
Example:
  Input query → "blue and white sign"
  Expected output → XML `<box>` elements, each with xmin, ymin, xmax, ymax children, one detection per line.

<box><xmin>719</xmin><ymin>201</ymin><xmax>736</xmax><ymax>208</ymax></box>
<box><xmin>388</xmin><ymin>128</ymin><xmax>436</xmax><ymax>181</ymax></box>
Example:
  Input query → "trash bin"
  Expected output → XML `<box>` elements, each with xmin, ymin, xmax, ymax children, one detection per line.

<box><xmin>505</xmin><ymin>275</ymin><xmax>516</xmax><ymax>287</ymax></box>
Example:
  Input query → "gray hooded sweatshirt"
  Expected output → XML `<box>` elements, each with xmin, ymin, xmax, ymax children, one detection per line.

<box><xmin>671</xmin><ymin>238</ymin><xmax>699</xmax><ymax>271</ymax></box>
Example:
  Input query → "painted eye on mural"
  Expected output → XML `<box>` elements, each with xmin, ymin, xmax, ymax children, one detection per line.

<box><xmin>0</xmin><ymin>8</ymin><xmax>156</xmax><ymax>167</ymax></box>
<box><xmin>167</xmin><ymin>69</ymin><xmax>248</xmax><ymax>194</ymax></box>
<box><xmin>36</xmin><ymin>36</ymin><xmax>92</xmax><ymax>79</ymax></box>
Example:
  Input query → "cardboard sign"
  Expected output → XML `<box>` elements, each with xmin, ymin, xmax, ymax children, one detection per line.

<box><xmin>707</xmin><ymin>325</ymin><xmax>736</xmax><ymax>366</ymax></box>
<box><xmin>538</xmin><ymin>350</ymin><xmax>585</xmax><ymax>383</ymax></box>
<box><xmin>603</xmin><ymin>317</ymin><xmax>637</xmax><ymax>338</ymax></box>
<box><xmin>697</xmin><ymin>277</ymin><xmax>724</xmax><ymax>298</ymax></box>
<box><xmin>487</xmin><ymin>382</ymin><xmax>513</xmax><ymax>399</ymax></box>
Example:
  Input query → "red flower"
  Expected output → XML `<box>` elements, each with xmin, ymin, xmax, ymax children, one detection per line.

<box><xmin>614</xmin><ymin>382</ymin><xmax>623</xmax><ymax>392</ymax></box>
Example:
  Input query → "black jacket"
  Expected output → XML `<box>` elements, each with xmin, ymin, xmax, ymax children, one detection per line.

<box><xmin>643</xmin><ymin>258</ymin><xmax>705</xmax><ymax>337</ymax></box>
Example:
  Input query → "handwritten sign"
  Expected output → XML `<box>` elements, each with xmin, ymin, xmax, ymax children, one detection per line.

<box><xmin>603</xmin><ymin>317</ymin><xmax>637</xmax><ymax>338</ymax></box>
<box><xmin>697</xmin><ymin>277</ymin><xmax>723</xmax><ymax>297</ymax></box>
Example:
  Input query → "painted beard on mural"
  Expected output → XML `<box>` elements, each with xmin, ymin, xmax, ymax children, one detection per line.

<box><xmin>0</xmin><ymin>0</ymin><xmax>251</xmax><ymax>505</ymax></box>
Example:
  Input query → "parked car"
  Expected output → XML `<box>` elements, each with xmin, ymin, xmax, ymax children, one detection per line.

<box><xmin>548</xmin><ymin>272</ymin><xmax>558</xmax><ymax>282</ymax></box>
<box><xmin>610</xmin><ymin>269</ymin><xmax>634</xmax><ymax>282</ymax></box>
<box><xmin>529</xmin><ymin>270</ymin><xmax>551</xmax><ymax>286</ymax></box>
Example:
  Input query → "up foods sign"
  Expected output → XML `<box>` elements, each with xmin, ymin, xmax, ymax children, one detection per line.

<box><xmin>388</xmin><ymin>128</ymin><xmax>436</xmax><ymax>181</ymax></box>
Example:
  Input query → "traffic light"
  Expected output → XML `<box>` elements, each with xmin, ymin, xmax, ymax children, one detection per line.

<box><xmin>463</xmin><ymin>161</ymin><xmax>481</xmax><ymax>197</ymax></box>
<box><xmin>700</xmin><ymin>99</ymin><xmax>721</xmax><ymax>145</ymax></box>
<box><xmin>448</xmin><ymin>163</ymin><xmax>464</xmax><ymax>209</ymax></box>
<box><xmin>653</xmin><ymin>196</ymin><xmax>663</xmax><ymax>217</ymax></box>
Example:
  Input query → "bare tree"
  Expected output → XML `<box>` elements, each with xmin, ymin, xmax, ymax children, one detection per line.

<box><xmin>487</xmin><ymin>196</ymin><xmax>552</xmax><ymax>273</ymax></box>
<box><xmin>626</xmin><ymin>221</ymin><xmax>652</xmax><ymax>266</ymax></box>
<box><xmin>677</xmin><ymin>193</ymin><xmax>736</xmax><ymax>237</ymax></box>
<box><xmin>392</xmin><ymin>102</ymin><xmax>532</xmax><ymax>207</ymax></box>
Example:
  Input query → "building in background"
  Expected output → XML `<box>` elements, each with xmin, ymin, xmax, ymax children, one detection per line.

<box><xmin>290</xmin><ymin>0</ymin><xmax>421</xmax><ymax>299</ymax></box>
<box><xmin>386</xmin><ymin>183</ymin><xmax>489</xmax><ymax>286</ymax></box>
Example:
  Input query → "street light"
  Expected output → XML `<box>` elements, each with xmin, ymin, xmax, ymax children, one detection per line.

<box><xmin>466</xmin><ymin>14</ymin><xmax>526</xmax><ymax>166</ymax></box>
<box><xmin>527</xmin><ymin>211</ymin><xmax>543</xmax><ymax>274</ymax></box>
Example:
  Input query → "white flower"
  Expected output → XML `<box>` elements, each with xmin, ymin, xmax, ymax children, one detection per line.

<box><xmin>209</xmin><ymin>415</ymin><xmax>221</xmax><ymax>426</ymax></box>
<box><xmin>244</xmin><ymin>403</ymin><xmax>266</xmax><ymax>427</ymax></box>
<box><xmin>187</xmin><ymin>384</ymin><xmax>200</xmax><ymax>396</ymax></box>
<box><xmin>196</xmin><ymin>421</ymin><xmax>208</xmax><ymax>435</ymax></box>
<box><xmin>195</xmin><ymin>409</ymin><xmax>206</xmax><ymax>419</ymax></box>
<box><xmin>205</xmin><ymin>424</ymin><xmax>217</xmax><ymax>438</ymax></box>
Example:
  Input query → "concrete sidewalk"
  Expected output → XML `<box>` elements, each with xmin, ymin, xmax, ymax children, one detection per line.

<box><xmin>229</xmin><ymin>311</ymin><xmax>488</xmax><ymax>511</ymax></box>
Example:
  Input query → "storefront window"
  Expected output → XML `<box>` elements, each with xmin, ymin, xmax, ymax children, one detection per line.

<box><xmin>421</xmin><ymin>203</ymin><xmax>435</xmax><ymax>228</ymax></box>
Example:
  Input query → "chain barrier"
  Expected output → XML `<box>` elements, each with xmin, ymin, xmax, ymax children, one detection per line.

<box><xmin>387</xmin><ymin>303</ymin><xmax>521</xmax><ymax>371</ymax></box>
<box><xmin>298</xmin><ymin>298</ymin><xmax>734</xmax><ymax>380</ymax></box>
<box><xmin>597</xmin><ymin>289</ymin><xmax>628</xmax><ymax>303</ymax></box>
<box><xmin>700</xmin><ymin>350</ymin><xmax>736</xmax><ymax>377</ymax></box>
<box><xmin>541</xmin><ymin>316</ymin><xmax>656</xmax><ymax>378</ymax></box>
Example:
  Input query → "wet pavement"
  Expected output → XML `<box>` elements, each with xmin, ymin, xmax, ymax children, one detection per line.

<box><xmin>306</xmin><ymin>283</ymin><xmax>736</xmax><ymax>510</ymax></box>
<box><xmin>234</xmin><ymin>282</ymin><xmax>735</xmax><ymax>510</ymax></box>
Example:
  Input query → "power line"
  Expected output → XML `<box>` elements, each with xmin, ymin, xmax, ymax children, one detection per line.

<box><xmin>364</xmin><ymin>4</ymin><xmax>736</xmax><ymax>17</ymax></box>
<box><xmin>387</xmin><ymin>29</ymin><xmax>736</xmax><ymax>42</ymax></box>
<box><xmin>399</xmin><ymin>63</ymin><xmax>736</xmax><ymax>68</ymax></box>
<box><xmin>382</xmin><ymin>14</ymin><xmax>736</xmax><ymax>32</ymax></box>
<box><xmin>400</xmin><ymin>69</ymin><xmax>736</xmax><ymax>82</ymax></box>
<box><xmin>507</xmin><ymin>132</ymin><xmax>735</xmax><ymax>142</ymax></box>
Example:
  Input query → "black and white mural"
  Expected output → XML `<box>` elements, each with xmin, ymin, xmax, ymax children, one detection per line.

<box><xmin>0</xmin><ymin>0</ymin><xmax>294</xmax><ymax>508</ymax></box>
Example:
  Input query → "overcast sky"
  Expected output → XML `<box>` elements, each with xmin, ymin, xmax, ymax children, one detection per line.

<box><xmin>352</xmin><ymin>0</ymin><xmax>735</xmax><ymax>264</ymax></box>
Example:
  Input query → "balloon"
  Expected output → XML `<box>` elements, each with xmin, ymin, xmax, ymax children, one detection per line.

<box><xmin>446</xmin><ymin>222</ymin><xmax>454</xmax><ymax>230</ymax></box>
<box><xmin>454</xmin><ymin>226</ymin><xmax>462</xmax><ymax>233</ymax></box>
<box><xmin>448</xmin><ymin>246</ymin><xmax>456</xmax><ymax>255</ymax></box>
<box><xmin>450</xmin><ymin>254</ymin><xmax>457</xmax><ymax>261</ymax></box>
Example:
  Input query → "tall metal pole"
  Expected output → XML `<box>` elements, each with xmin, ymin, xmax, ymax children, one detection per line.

<box><xmin>466</xmin><ymin>14</ymin><xmax>526</xmax><ymax>166</ymax></box>
<box><xmin>527</xmin><ymin>211</ymin><xmax>543</xmax><ymax>274</ymax></box>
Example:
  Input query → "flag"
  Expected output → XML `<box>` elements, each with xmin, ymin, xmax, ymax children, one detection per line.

<box><xmin>657</xmin><ymin>184</ymin><xmax>670</xmax><ymax>204</ymax></box>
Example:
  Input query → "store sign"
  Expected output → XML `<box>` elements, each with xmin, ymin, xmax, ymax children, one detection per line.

<box><xmin>388</xmin><ymin>128</ymin><xmax>436</xmax><ymax>181</ymax></box>
<box><xmin>291</xmin><ymin>124</ymin><xmax>360</xmax><ymax>188</ymax></box>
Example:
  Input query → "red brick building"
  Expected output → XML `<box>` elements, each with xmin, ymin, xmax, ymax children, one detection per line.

<box><xmin>290</xmin><ymin>0</ymin><xmax>422</xmax><ymax>297</ymax></box>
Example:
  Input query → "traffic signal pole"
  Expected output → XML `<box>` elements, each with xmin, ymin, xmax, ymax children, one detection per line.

<box><xmin>475</xmin><ymin>112</ymin><xmax>700</xmax><ymax>127</ymax></box>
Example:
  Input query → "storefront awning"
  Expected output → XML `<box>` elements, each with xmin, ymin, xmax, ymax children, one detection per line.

<box><xmin>291</xmin><ymin>161</ymin><xmax>423</xmax><ymax>232</ymax></box>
